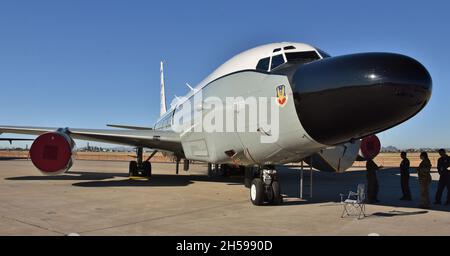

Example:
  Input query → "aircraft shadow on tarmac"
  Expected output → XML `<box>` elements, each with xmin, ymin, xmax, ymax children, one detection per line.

<box><xmin>6</xmin><ymin>171</ymin><xmax>129</xmax><ymax>181</ymax></box>
<box><xmin>0</xmin><ymin>157</ymin><xmax>28</xmax><ymax>161</ymax></box>
<box><xmin>6</xmin><ymin>170</ymin><xmax>244</xmax><ymax>187</ymax></box>
<box><xmin>279</xmin><ymin>166</ymin><xmax>450</xmax><ymax>213</ymax></box>
<box><xmin>71</xmin><ymin>174</ymin><xmax>244</xmax><ymax>187</ymax></box>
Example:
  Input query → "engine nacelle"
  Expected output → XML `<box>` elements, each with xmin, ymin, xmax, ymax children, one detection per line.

<box><xmin>29</xmin><ymin>131</ymin><xmax>75</xmax><ymax>175</ymax></box>
<box><xmin>308</xmin><ymin>140</ymin><xmax>361</xmax><ymax>173</ymax></box>
<box><xmin>358</xmin><ymin>135</ymin><xmax>381</xmax><ymax>160</ymax></box>
<box><xmin>307</xmin><ymin>134</ymin><xmax>381</xmax><ymax>172</ymax></box>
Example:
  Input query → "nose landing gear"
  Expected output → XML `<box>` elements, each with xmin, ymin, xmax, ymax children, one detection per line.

<box><xmin>249</xmin><ymin>167</ymin><xmax>283</xmax><ymax>206</ymax></box>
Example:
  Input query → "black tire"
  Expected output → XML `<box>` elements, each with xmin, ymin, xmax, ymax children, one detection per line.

<box><xmin>129</xmin><ymin>161</ymin><xmax>138</xmax><ymax>177</ymax></box>
<box><xmin>250</xmin><ymin>178</ymin><xmax>265</xmax><ymax>206</ymax></box>
<box><xmin>142</xmin><ymin>161</ymin><xmax>152</xmax><ymax>178</ymax></box>
<box><xmin>270</xmin><ymin>181</ymin><xmax>283</xmax><ymax>205</ymax></box>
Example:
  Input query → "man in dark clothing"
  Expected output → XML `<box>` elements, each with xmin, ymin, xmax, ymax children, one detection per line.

<box><xmin>434</xmin><ymin>149</ymin><xmax>450</xmax><ymax>205</ymax></box>
<box><xmin>366</xmin><ymin>159</ymin><xmax>380</xmax><ymax>203</ymax></box>
<box><xmin>400</xmin><ymin>152</ymin><xmax>412</xmax><ymax>200</ymax></box>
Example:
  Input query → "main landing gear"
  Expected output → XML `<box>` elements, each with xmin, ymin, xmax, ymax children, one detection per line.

<box><xmin>129</xmin><ymin>147</ymin><xmax>155</xmax><ymax>179</ymax></box>
<box><xmin>248</xmin><ymin>167</ymin><xmax>283</xmax><ymax>206</ymax></box>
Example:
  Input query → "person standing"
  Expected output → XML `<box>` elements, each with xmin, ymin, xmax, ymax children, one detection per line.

<box><xmin>417</xmin><ymin>152</ymin><xmax>432</xmax><ymax>209</ymax></box>
<box><xmin>366</xmin><ymin>159</ymin><xmax>380</xmax><ymax>203</ymax></box>
<box><xmin>399</xmin><ymin>152</ymin><xmax>412</xmax><ymax>200</ymax></box>
<box><xmin>434</xmin><ymin>149</ymin><xmax>450</xmax><ymax>205</ymax></box>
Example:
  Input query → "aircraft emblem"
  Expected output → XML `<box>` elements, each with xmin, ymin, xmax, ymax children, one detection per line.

<box><xmin>276</xmin><ymin>85</ymin><xmax>287</xmax><ymax>107</ymax></box>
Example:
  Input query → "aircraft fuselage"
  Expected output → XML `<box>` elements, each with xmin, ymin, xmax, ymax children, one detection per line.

<box><xmin>154</xmin><ymin>43</ymin><xmax>432</xmax><ymax>167</ymax></box>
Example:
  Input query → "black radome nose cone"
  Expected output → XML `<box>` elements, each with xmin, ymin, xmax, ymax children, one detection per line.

<box><xmin>292</xmin><ymin>52</ymin><xmax>432</xmax><ymax>146</ymax></box>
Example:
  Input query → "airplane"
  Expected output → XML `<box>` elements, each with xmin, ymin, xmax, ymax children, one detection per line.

<box><xmin>0</xmin><ymin>42</ymin><xmax>432</xmax><ymax>205</ymax></box>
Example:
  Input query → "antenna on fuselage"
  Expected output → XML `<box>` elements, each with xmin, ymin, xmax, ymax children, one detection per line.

<box><xmin>160</xmin><ymin>61</ymin><xmax>167</xmax><ymax>117</ymax></box>
<box><xmin>186</xmin><ymin>83</ymin><xmax>194</xmax><ymax>91</ymax></box>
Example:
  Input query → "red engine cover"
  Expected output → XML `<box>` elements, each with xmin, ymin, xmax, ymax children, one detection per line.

<box><xmin>359</xmin><ymin>135</ymin><xmax>381</xmax><ymax>160</ymax></box>
<box><xmin>29</xmin><ymin>132</ymin><xmax>73</xmax><ymax>175</ymax></box>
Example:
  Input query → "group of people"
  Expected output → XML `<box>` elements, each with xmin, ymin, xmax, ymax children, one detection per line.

<box><xmin>365</xmin><ymin>149</ymin><xmax>450</xmax><ymax>209</ymax></box>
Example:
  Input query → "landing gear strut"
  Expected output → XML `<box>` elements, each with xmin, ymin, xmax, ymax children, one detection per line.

<box><xmin>249</xmin><ymin>167</ymin><xmax>282</xmax><ymax>206</ymax></box>
<box><xmin>129</xmin><ymin>147</ymin><xmax>153</xmax><ymax>178</ymax></box>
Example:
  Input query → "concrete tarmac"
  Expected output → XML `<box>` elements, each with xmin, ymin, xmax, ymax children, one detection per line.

<box><xmin>0</xmin><ymin>159</ymin><xmax>449</xmax><ymax>235</ymax></box>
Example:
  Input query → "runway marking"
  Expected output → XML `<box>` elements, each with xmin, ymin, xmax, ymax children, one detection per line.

<box><xmin>1</xmin><ymin>215</ymin><xmax>65</xmax><ymax>235</ymax></box>
<box><xmin>78</xmin><ymin>200</ymin><xmax>248</xmax><ymax>234</ymax></box>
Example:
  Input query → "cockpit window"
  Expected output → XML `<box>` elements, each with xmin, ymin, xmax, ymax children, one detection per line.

<box><xmin>270</xmin><ymin>54</ymin><xmax>285</xmax><ymax>70</ymax></box>
<box><xmin>273</xmin><ymin>48</ymin><xmax>281</xmax><ymax>53</ymax></box>
<box><xmin>316</xmin><ymin>49</ymin><xmax>331</xmax><ymax>58</ymax></box>
<box><xmin>256</xmin><ymin>57</ymin><xmax>270</xmax><ymax>71</ymax></box>
<box><xmin>284</xmin><ymin>46</ymin><xmax>296</xmax><ymax>50</ymax></box>
<box><xmin>285</xmin><ymin>51</ymin><xmax>320</xmax><ymax>64</ymax></box>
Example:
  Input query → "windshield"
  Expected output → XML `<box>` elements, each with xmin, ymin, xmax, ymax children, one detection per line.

<box><xmin>285</xmin><ymin>51</ymin><xmax>321</xmax><ymax>64</ymax></box>
<box><xmin>270</xmin><ymin>54</ymin><xmax>285</xmax><ymax>70</ymax></box>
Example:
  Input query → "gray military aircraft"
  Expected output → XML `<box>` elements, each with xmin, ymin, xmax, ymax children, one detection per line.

<box><xmin>0</xmin><ymin>42</ymin><xmax>432</xmax><ymax>205</ymax></box>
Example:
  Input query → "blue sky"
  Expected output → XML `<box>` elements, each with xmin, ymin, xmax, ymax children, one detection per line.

<box><xmin>0</xmin><ymin>0</ymin><xmax>448</xmax><ymax>149</ymax></box>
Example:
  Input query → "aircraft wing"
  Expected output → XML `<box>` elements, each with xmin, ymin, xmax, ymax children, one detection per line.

<box><xmin>0</xmin><ymin>125</ymin><xmax>182</xmax><ymax>153</ymax></box>
<box><xmin>0</xmin><ymin>137</ymin><xmax>34</xmax><ymax>145</ymax></box>
<box><xmin>0</xmin><ymin>138</ymin><xmax>34</xmax><ymax>141</ymax></box>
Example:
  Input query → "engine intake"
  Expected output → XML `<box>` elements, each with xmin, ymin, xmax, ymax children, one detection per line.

<box><xmin>29</xmin><ymin>132</ymin><xmax>75</xmax><ymax>175</ymax></box>
<box><xmin>358</xmin><ymin>135</ymin><xmax>381</xmax><ymax>160</ymax></box>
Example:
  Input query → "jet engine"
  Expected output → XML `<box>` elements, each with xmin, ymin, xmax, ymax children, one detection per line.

<box><xmin>29</xmin><ymin>131</ymin><xmax>75</xmax><ymax>175</ymax></box>
<box><xmin>357</xmin><ymin>135</ymin><xmax>381</xmax><ymax>161</ymax></box>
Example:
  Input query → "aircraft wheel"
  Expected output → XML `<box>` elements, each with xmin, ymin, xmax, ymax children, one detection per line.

<box><xmin>250</xmin><ymin>178</ymin><xmax>265</xmax><ymax>206</ymax></box>
<box><xmin>270</xmin><ymin>181</ymin><xmax>283</xmax><ymax>205</ymax></box>
<box><xmin>129</xmin><ymin>161</ymin><xmax>138</xmax><ymax>177</ymax></box>
<box><xmin>142</xmin><ymin>161</ymin><xmax>152</xmax><ymax>178</ymax></box>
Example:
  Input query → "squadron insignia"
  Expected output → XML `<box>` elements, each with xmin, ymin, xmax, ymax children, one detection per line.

<box><xmin>276</xmin><ymin>85</ymin><xmax>287</xmax><ymax>107</ymax></box>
